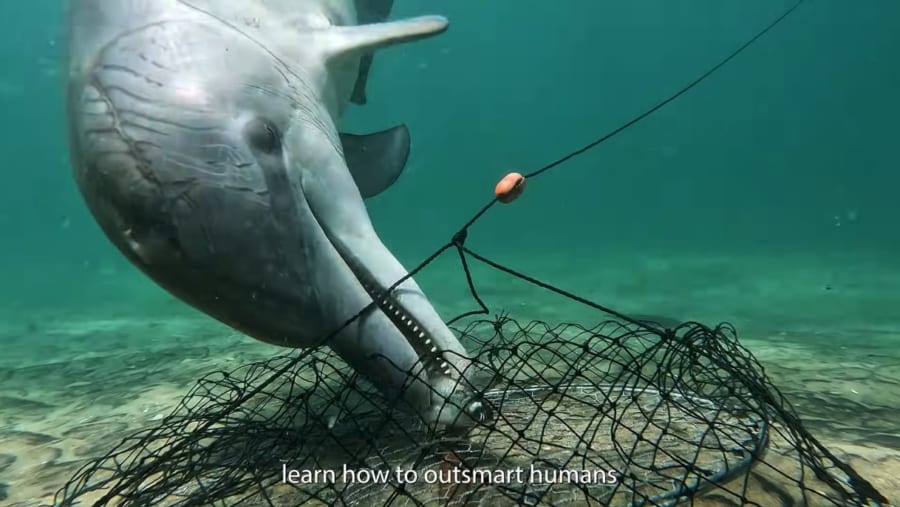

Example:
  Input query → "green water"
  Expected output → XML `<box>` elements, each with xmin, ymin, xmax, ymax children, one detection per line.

<box><xmin>2</xmin><ymin>1</ymin><xmax>899</xmax><ymax>316</ymax></box>
<box><xmin>0</xmin><ymin>1</ymin><xmax>899</xmax><ymax>505</ymax></box>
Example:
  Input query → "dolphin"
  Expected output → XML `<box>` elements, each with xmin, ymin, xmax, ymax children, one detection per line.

<box><xmin>64</xmin><ymin>0</ymin><xmax>487</xmax><ymax>427</ymax></box>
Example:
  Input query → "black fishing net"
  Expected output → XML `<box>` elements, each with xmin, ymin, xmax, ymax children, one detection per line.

<box><xmin>51</xmin><ymin>1</ymin><xmax>891</xmax><ymax>506</ymax></box>
<box><xmin>51</xmin><ymin>311</ymin><xmax>890</xmax><ymax>507</ymax></box>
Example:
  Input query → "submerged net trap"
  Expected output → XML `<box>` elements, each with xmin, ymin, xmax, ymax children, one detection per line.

<box><xmin>53</xmin><ymin>315</ymin><xmax>890</xmax><ymax>507</ymax></box>
<box><xmin>52</xmin><ymin>1</ymin><xmax>891</xmax><ymax>506</ymax></box>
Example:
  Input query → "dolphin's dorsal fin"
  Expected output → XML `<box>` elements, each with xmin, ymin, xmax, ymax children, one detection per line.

<box><xmin>324</xmin><ymin>15</ymin><xmax>448</xmax><ymax>61</ymax></box>
<box><xmin>340</xmin><ymin>125</ymin><xmax>410</xmax><ymax>198</ymax></box>
<box><xmin>350</xmin><ymin>0</ymin><xmax>395</xmax><ymax>105</ymax></box>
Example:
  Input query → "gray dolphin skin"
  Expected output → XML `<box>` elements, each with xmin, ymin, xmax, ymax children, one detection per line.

<box><xmin>64</xmin><ymin>0</ymin><xmax>487</xmax><ymax>428</ymax></box>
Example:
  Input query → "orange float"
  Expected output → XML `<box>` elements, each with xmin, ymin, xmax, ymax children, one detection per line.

<box><xmin>494</xmin><ymin>172</ymin><xmax>526</xmax><ymax>203</ymax></box>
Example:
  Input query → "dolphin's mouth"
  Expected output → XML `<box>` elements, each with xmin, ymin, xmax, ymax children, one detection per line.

<box><xmin>323</xmin><ymin>228</ymin><xmax>492</xmax><ymax>428</ymax></box>
<box><xmin>338</xmin><ymin>248</ymin><xmax>454</xmax><ymax>381</ymax></box>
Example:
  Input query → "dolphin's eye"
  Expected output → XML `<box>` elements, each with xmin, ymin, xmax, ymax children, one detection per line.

<box><xmin>244</xmin><ymin>117</ymin><xmax>281</xmax><ymax>154</ymax></box>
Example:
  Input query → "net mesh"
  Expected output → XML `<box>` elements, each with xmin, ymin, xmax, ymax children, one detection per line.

<box><xmin>52</xmin><ymin>314</ymin><xmax>888</xmax><ymax>506</ymax></box>
<box><xmin>51</xmin><ymin>1</ymin><xmax>891</xmax><ymax>505</ymax></box>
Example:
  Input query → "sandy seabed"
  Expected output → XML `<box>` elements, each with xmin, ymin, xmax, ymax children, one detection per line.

<box><xmin>1</xmin><ymin>252</ymin><xmax>898</xmax><ymax>506</ymax></box>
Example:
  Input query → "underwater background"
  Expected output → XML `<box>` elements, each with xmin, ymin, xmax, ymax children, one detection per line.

<box><xmin>0</xmin><ymin>0</ymin><xmax>898</xmax><ymax>504</ymax></box>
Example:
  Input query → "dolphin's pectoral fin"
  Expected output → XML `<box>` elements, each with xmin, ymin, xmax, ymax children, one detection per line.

<box><xmin>336</xmin><ymin>12</ymin><xmax>447</xmax><ymax>106</ymax></box>
<box><xmin>349</xmin><ymin>0</ymin><xmax>394</xmax><ymax>105</ymax></box>
<box><xmin>323</xmin><ymin>16</ymin><xmax>448</xmax><ymax>60</ymax></box>
<box><xmin>340</xmin><ymin>125</ymin><xmax>410</xmax><ymax>198</ymax></box>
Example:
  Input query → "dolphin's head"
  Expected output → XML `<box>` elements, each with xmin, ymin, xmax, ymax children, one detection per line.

<box><xmin>65</xmin><ymin>2</ymin><xmax>488</xmax><ymax>428</ymax></box>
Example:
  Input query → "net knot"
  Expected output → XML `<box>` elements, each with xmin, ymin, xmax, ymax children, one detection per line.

<box><xmin>452</xmin><ymin>228</ymin><xmax>468</xmax><ymax>247</ymax></box>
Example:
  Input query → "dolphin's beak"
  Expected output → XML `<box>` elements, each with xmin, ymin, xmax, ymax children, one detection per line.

<box><xmin>322</xmin><ymin>220</ymin><xmax>488</xmax><ymax>428</ymax></box>
<box><xmin>328</xmin><ymin>237</ymin><xmax>485</xmax><ymax>427</ymax></box>
<box><xmin>271</xmin><ymin>126</ymin><xmax>486</xmax><ymax>428</ymax></box>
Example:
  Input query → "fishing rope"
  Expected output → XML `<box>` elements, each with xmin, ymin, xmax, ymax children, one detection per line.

<box><xmin>417</xmin><ymin>0</ymin><xmax>808</xmax><ymax>329</ymax></box>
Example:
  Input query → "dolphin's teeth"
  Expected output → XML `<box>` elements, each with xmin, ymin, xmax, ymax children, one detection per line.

<box><xmin>430</xmin><ymin>346</ymin><xmax>437</xmax><ymax>353</ymax></box>
<box><xmin>419</xmin><ymin>332</ymin><xmax>426</xmax><ymax>339</ymax></box>
<box><xmin>440</xmin><ymin>361</ymin><xmax>448</xmax><ymax>370</ymax></box>
<box><xmin>412</xmin><ymin>325</ymin><xmax>419</xmax><ymax>332</ymax></box>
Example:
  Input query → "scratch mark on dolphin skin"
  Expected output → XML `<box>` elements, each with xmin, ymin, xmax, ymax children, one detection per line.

<box><xmin>98</xmin><ymin>63</ymin><xmax>165</xmax><ymax>87</ymax></box>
